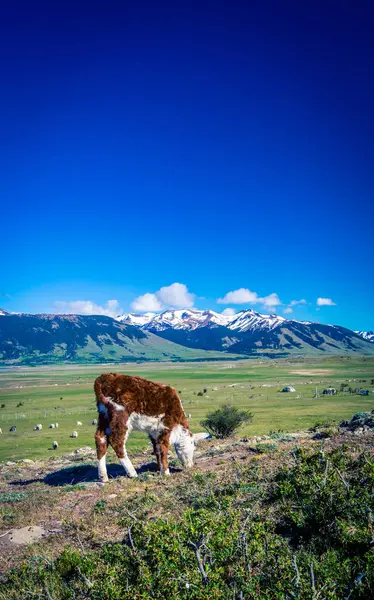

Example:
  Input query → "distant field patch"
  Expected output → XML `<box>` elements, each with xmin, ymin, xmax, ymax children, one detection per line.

<box><xmin>289</xmin><ymin>369</ymin><xmax>334</xmax><ymax>376</ymax></box>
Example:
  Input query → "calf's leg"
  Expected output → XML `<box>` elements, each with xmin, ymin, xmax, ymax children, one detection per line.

<box><xmin>110</xmin><ymin>425</ymin><xmax>137</xmax><ymax>478</ymax></box>
<box><xmin>156</xmin><ymin>431</ymin><xmax>171</xmax><ymax>476</ymax></box>
<box><xmin>149</xmin><ymin>435</ymin><xmax>162</xmax><ymax>473</ymax></box>
<box><xmin>95</xmin><ymin>419</ymin><xmax>109</xmax><ymax>483</ymax></box>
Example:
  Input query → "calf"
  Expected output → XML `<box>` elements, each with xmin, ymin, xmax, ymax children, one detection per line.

<box><xmin>94</xmin><ymin>373</ymin><xmax>209</xmax><ymax>482</ymax></box>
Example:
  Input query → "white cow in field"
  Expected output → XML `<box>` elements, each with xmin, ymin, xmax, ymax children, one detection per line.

<box><xmin>52</xmin><ymin>441</ymin><xmax>58</xmax><ymax>449</ymax></box>
<box><xmin>92</xmin><ymin>419</ymin><xmax>97</xmax><ymax>425</ymax></box>
<box><xmin>49</xmin><ymin>424</ymin><xmax>55</xmax><ymax>429</ymax></box>
<box><xmin>34</xmin><ymin>424</ymin><xmax>43</xmax><ymax>430</ymax></box>
<box><xmin>0</xmin><ymin>428</ymin><xmax>2</xmax><ymax>434</ymax></box>
<box><xmin>71</xmin><ymin>431</ymin><xmax>78</xmax><ymax>438</ymax></box>
<box><xmin>76</xmin><ymin>421</ymin><xmax>83</xmax><ymax>426</ymax></box>
<box><xmin>55</xmin><ymin>423</ymin><xmax>59</xmax><ymax>428</ymax></box>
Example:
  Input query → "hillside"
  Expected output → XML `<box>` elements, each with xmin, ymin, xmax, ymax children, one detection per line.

<box><xmin>1</xmin><ymin>421</ymin><xmax>373</xmax><ymax>598</ymax></box>
<box><xmin>0</xmin><ymin>313</ymin><xmax>231</xmax><ymax>365</ymax></box>
<box><xmin>118</xmin><ymin>308</ymin><xmax>374</xmax><ymax>356</ymax></box>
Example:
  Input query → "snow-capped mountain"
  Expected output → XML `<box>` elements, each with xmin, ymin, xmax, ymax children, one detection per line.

<box><xmin>117</xmin><ymin>312</ymin><xmax>156</xmax><ymax>327</ymax></box>
<box><xmin>355</xmin><ymin>330</ymin><xmax>374</xmax><ymax>343</ymax></box>
<box><xmin>225</xmin><ymin>310</ymin><xmax>285</xmax><ymax>332</ymax></box>
<box><xmin>0</xmin><ymin>308</ymin><xmax>10</xmax><ymax>316</ymax></box>
<box><xmin>117</xmin><ymin>308</ymin><xmax>287</xmax><ymax>333</ymax></box>
<box><xmin>115</xmin><ymin>308</ymin><xmax>374</xmax><ymax>356</ymax></box>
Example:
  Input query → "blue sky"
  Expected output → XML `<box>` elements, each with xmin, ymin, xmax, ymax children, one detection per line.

<box><xmin>1</xmin><ymin>1</ymin><xmax>373</xmax><ymax>330</ymax></box>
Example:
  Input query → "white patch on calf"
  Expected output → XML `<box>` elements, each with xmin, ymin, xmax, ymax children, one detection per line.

<box><xmin>127</xmin><ymin>412</ymin><xmax>167</xmax><ymax>438</ymax></box>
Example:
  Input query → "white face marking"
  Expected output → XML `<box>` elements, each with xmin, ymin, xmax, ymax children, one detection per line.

<box><xmin>171</xmin><ymin>425</ymin><xmax>195</xmax><ymax>468</ymax></box>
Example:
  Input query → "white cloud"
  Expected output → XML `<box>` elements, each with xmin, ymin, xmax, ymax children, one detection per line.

<box><xmin>262</xmin><ymin>293</ymin><xmax>281</xmax><ymax>308</ymax></box>
<box><xmin>217</xmin><ymin>288</ymin><xmax>260</xmax><ymax>304</ymax></box>
<box><xmin>217</xmin><ymin>288</ymin><xmax>282</xmax><ymax>309</ymax></box>
<box><xmin>131</xmin><ymin>293</ymin><xmax>162</xmax><ymax>312</ymax></box>
<box><xmin>289</xmin><ymin>299</ymin><xmax>307</xmax><ymax>307</ymax></box>
<box><xmin>221</xmin><ymin>308</ymin><xmax>236</xmax><ymax>316</ymax></box>
<box><xmin>54</xmin><ymin>299</ymin><xmax>122</xmax><ymax>318</ymax></box>
<box><xmin>131</xmin><ymin>282</ymin><xmax>195</xmax><ymax>313</ymax></box>
<box><xmin>283</xmin><ymin>298</ymin><xmax>307</xmax><ymax>314</ymax></box>
<box><xmin>157</xmin><ymin>283</ymin><xmax>195</xmax><ymax>308</ymax></box>
<box><xmin>317</xmin><ymin>297</ymin><xmax>336</xmax><ymax>306</ymax></box>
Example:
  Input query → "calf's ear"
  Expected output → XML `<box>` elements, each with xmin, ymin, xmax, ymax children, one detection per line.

<box><xmin>192</xmin><ymin>432</ymin><xmax>211</xmax><ymax>444</ymax></box>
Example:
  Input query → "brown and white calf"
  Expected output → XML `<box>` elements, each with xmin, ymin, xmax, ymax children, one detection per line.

<box><xmin>94</xmin><ymin>373</ymin><xmax>209</xmax><ymax>481</ymax></box>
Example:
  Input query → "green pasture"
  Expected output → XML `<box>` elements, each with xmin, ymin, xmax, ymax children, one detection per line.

<box><xmin>0</xmin><ymin>356</ymin><xmax>373</xmax><ymax>462</ymax></box>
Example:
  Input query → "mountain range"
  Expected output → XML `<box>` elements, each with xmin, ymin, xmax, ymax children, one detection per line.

<box><xmin>0</xmin><ymin>307</ymin><xmax>373</xmax><ymax>365</ymax></box>
<box><xmin>117</xmin><ymin>308</ymin><xmax>374</xmax><ymax>356</ymax></box>
<box><xmin>0</xmin><ymin>312</ymin><xmax>229</xmax><ymax>365</ymax></box>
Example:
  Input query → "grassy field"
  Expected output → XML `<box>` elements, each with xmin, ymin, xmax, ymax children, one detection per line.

<box><xmin>0</xmin><ymin>356</ymin><xmax>373</xmax><ymax>462</ymax></box>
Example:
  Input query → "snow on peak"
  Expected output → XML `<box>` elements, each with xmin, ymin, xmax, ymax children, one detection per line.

<box><xmin>355</xmin><ymin>330</ymin><xmax>374</xmax><ymax>343</ymax></box>
<box><xmin>116</xmin><ymin>308</ymin><xmax>288</xmax><ymax>333</ymax></box>
<box><xmin>0</xmin><ymin>308</ymin><xmax>10</xmax><ymax>316</ymax></box>
<box><xmin>117</xmin><ymin>312</ymin><xmax>156</xmax><ymax>327</ymax></box>
<box><xmin>225</xmin><ymin>309</ymin><xmax>285</xmax><ymax>332</ymax></box>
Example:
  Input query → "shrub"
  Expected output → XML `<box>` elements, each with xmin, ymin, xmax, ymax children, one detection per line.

<box><xmin>257</xmin><ymin>442</ymin><xmax>278</xmax><ymax>454</ymax></box>
<box><xmin>200</xmin><ymin>404</ymin><xmax>253</xmax><ymax>439</ymax></box>
<box><xmin>0</xmin><ymin>492</ymin><xmax>29</xmax><ymax>503</ymax></box>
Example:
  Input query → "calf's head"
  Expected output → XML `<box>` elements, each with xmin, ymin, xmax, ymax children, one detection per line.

<box><xmin>172</xmin><ymin>427</ymin><xmax>211</xmax><ymax>468</ymax></box>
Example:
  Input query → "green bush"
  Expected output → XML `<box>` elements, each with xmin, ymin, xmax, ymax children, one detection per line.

<box><xmin>200</xmin><ymin>404</ymin><xmax>253</xmax><ymax>439</ymax></box>
<box><xmin>0</xmin><ymin>492</ymin><xmax>29</xmax><ymax>503</ymax></box>
<box><xmin>256</xmin><ymin>442</ymin><xmax>278</xmax><ymax>454</ymax></box>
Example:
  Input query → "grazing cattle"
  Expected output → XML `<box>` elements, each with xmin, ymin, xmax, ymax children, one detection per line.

<box><xmin>34</xmin><ymin>424</ymin><xmax>43</xmax><ymax>431</ymax></box>
<box><xmin>94</xmin><ymin>373</ymin><xmax>210</xmax><ymax>482</ymax></box>
<box><xmin>0</xmin><ymin>428</ymin><xmax>2</xmax><ymax>434</ymax></box>
<box><xmin>92</xmin><ymin>419</ymin><xmax>98</xmax><ymax>425</ymax></box>
<box><xmin>71</xmin><ymin>431</ymin><xmax>78</xmax><ymax>438</ymax></box>
<box><xmin>55</xmin><ymin>423</ymin><xmax>59</xmax><ymax>428</ymax></box>
<box><xmin>49</xmin><ymin>424</ymin><xmax>55</xmax><ymax>428</ymax></box>
<box><xmin>188</xmin><ymin>413</ymin><xmax>192</xmax><ymax>418</ymax></box>
<box><xmin>76</xmin><ymin>421</ymin><xmax>83</xmax><ymax>426</ymax></box>
<box><xmin>52</xmin><ymin>441</ymin><xmax>58</xmax><ymax>449</ymax></box>
<box><xmin>10</xmin><ymin>426</ymin><xmax>16</xmax><ymax>432</ymax></box>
